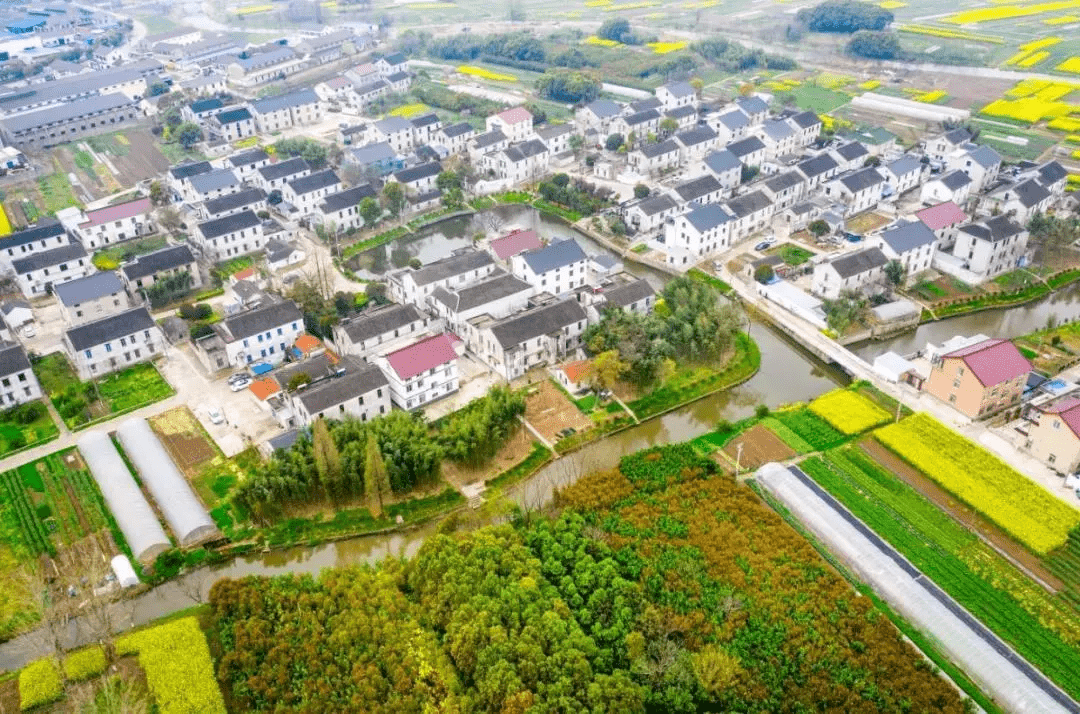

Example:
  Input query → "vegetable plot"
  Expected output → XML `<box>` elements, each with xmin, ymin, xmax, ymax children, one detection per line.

<box><xmin>115</xmin><ymin>617</ymin><xmax>225</xmax><ymax>714</ymax></box>
<box><xmin>809</xmin><ymin>389</ymin><xmax>891</xmax><ymax>435</ymax></box>
<box><xmin>875</xmin><ymin>413</ymin><xmax>1080</xmax><ymax>554</ymax></box>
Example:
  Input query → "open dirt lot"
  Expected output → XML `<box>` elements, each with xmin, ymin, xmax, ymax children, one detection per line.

<box><xmin>723</xmin><ymin>424</ymin><xmax>796</xmax><ymax>471</ymax></box>
<box><xmin>524</xmin><ymin>379</ymin><xmax>592</xmax><ymax>444</ymax></box>
<box><xmin>149</xmin><ymin>407</ymin><xmax>217</xmax><ymax>476</ymax></box>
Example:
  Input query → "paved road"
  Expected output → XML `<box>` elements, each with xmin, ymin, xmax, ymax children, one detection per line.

<box><xmin>757</xmin><ymin>462</ymin><xmax>1080</xmax><ymax>714</ymax></box>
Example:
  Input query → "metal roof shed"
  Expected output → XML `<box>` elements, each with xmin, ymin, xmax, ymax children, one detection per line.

<box><xmin>115</xmin><ymin>419</ymin><xmax>218</xmax><ymax>547</ymax></box>
<box><xmin>77</xmin><ymin>431</ymin><xmax>170</xmax><ymax>564</ymax></box>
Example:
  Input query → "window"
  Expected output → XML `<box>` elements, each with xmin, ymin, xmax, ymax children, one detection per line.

<box><xmin>85</xmin><ymin>349</ymin><xmax>92</xmax><ymax>358</ymax></box>
<box><xmin>17</xmin><ymin>374</ymin><xmax>25</xmax><ymax>383</ymax></box>
<box><xmin>1054</xmin><ymin>420</ymin><xmax>1061</xmax><ymax>429</ymax></box>
<box><xmin>1049</xmin><ymin>454</ymin><xmax>1057</xmax><ymax>464</ymax></box>
<box><xmin>105</xmin><ymin>344</ymin><xmax>112</xmax><ymax>353</ymax></box>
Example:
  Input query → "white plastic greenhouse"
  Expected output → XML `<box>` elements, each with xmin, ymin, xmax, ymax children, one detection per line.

<box><xmin>115</xmin><ymin>418</ymin><xmax>219</xmax><ymax>546</ymax></box>
<box><xmin>77</xmin><ymin>431</ymin><xmax>170</xmax><ymax>564</ymax></box>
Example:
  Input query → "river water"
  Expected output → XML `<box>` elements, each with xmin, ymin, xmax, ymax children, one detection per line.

<box><xmin>2</xmin><ymin>207</ymin><xmax>1070</xmax><ymax>668</ymax></box>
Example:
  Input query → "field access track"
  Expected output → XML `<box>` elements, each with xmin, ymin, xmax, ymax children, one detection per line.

<box><xmin>756</xmin><ymin>462</ymin><xmax>1080</xmax><ymax>714</ymax></box>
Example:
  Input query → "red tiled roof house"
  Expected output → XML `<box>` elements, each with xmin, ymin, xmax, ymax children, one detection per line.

<box><xmin>489</xmin><ymin>229</ymin><xmax>542</xmax><ymax>263</ymax></box>
<box><xmin>915</xmin><ymin>200</ymin><xmax>967</xmax><ymax>250</ymax></box>
<box><xmin>485</xmin><ymin>106</ymin><xmax>534</xmax><ymax>142</ymax></box>
<box><xmin>924</xmin><ymin>338</ymin><xmax>1031</xmax><ymax>419</ymax></box>
<box><xmin>1026</xmin><ymin>397</ymin><xmax>1080</xmax><ymax>473</ymax></box>
<box><xmin>377</xmin><ymin>332</ymin><xmax>462</xmax><ymax>410</ymax></box>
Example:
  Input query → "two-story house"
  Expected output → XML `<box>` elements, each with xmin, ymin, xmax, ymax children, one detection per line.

<box><xmin>54</xmin><ymin>272</ymin><xmax>130</xmax><ymax>324</ymax></box>
<box><xmin>629</xmin><ymin>139</ymin><xmax>680</xmax><ymax>176</ymax></box>
<box><xmin>288</xmin><ymin>357</ymin><xmax>391</xmax><ymax>426</ymax></box>
<box><xmin>1025</xmin><ymin>397</ymin><xmax>1080</xmax><ymax>473</ymax></box>
<box><xmin>428</xmin><ymin>270</ymin><xmax>533</xmax><ymax>353</ymax></box>
<box><xmin>656</xmin><ymin>81</ymin><xmax>696</xmax><ymax>110</ymax></box>
<box><xmin>193</xmin><ymin>210</ymin><xmax>264</xmax><ymax>262</ymax></box>
<box><xmin>915</xmin><ymin>201</ymin><xmax>968</xmax><ymax>250</ymax></box>
<box><xmin>478</xmin><ymin>299</ymin><xmax>587</xmax><ymax>381</ymax></box>
<box><xmin>811</xmin><ymin>247</ymin><xmax>888</xmax><ymax>299</ymax></box>
<box><xmin>212</xmin><ymin>300</ymin><xmax>304</xmax><ymax>367</ymax></box>
<box><xmin>883</xmin><ymin>155</ymin><xmax>924</xmax><ymax>197</ymax></box>
<box><xmin>120</xmin><ymin>244</ymin><xmax>201</xmax><ymax>293</ymax></box>
<box><xmin>761</xmin><ymin>171</ymin><xmax>806</xmax><ymax>211</ymax></box>
<box><xmin>920</xmin><ymin>169</ymin><xmax>971</xmax><ymax>207</ymax></box>
<box><xmin>662</xmin><ymin>202</ymin><xmax>732</xmax><ymax>268</ymax></box>
<box><xmin>874</xmin><ymin>220</ymin><xmax>938</xmax><ymax>281</ymax></box>
<box><xmin>257</xmin><ymin>157</ymin><xmax>312</xmax><ymax>192</ymax></box>
<box><xmin>63</xmin><ymin>306</ymin><xmax>165</xmax><ymax>379</ymax></box>
<box><xmin>947</xmin><ymin>144</ymin><xmax>1001</xmax><ymax>192</ymax></box>
<box><xmin>249</xmin><ymin>89</ymin><xmax>322</xmax><ymax>133</ymax></box>
<box><xmin>722</xmin><ymin>190</ymin><xmax>774</xmax><ymax>242</ymax></box>
<box><xmin>486</xmin><ymin>106</ymin><xmax>533</xmax><ymax>142</ymax></box>
<box><xmin>202</xmin><ymin>187</ymin><xmax>267</xmax><ymax>220</ymax></box>
<box><xmin>317</xmin><ymin>184</ymin><xmax>377</xmax><ymax>231</ymax></box>
<box><xmin>388</xmin><ymin>248</ymin><xmax>496</xmax><ymax>307</ymax></box>
<box><xmin>672</xmin><ymin>174</ymin><xmax>725</xmax><ymax>206</ymax></box>
<box><xmin>437</xmin><ymin>122</ymin><xmax>476</xmax><ymax>155</ymax></box>
<box><xmin>824</xmin><ymin>167</ymin><xmax>885</xmax><ymax>216</ymax></box>
<box><xmin>0</xmin><ymin>221</ymin><xmax>71</xmax><ymax>272</ymax></box>
<box><xmin>57</xmin><ymin>197</ymin><xmax>153</xmax><ymax>249</ymax></box>
<box><xmin>0</xmin><ymin>342</ymin><xmax>42</xmax><ymax>408</ymax></box>
<box><xmin>726</xmin><ymin>136</ymin><xmax>767</xmax><ymax>170</ymax></box>
<box><xmin>281</xmin><ymin>169</ymin><xmax>342</xmax><ymax>216</ymax></box>
<box><xmin>13</xmin><ymin>243</ymin><xmax>92</xmax><ymax>297</ymax></box>
<box><xmin>950</xmin><ymin>215</ymin><xmax>1028</xmax><ymax>280</ymax></box>
<box><xmin>674</xmin><ymin>125</ymin><xmax>719</xmax><ymax>163</ymax></box>
<box><xmin>576</xmin><ymin>99</ymin><xmax>622</xmax><ymax>135</ymax></box>
<box><xmin>332</xmin><ymin>302</ymin><xmax>435</xmax><ymax>357</ymax></box>
<box><xmin>703</xmin><ymin>149</ymin><xmax>742</xmax><ymax>190</ymax></box>
<box><xmin>391</xmin><ymin>162</ymin><xmax>441</xmax><ymax>196</ymax></box>
<box><xmin>624</xmin><ymin>194</ymin><xmax>679</xmax><ymax>235</ymax></box>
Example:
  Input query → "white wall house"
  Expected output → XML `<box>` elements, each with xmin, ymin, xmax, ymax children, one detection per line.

<box><xmin>486</xmin><ymin>106</ymin><xmax>533</xmax><ymax>142</ymax></box>
<box><xmin>54</xmin><ymin>272</ymin><xmax>131</xmax><ymax>325</ymax></box>
<box><xmin>703</xmin><ymin>149</ymin><xmax>742</xmax><ymax>190</ymax></box>
<box><xmin>317</xmin><ymin>184</ymin><xmax>376</xmax><ymax>231</ymax></box>
<box><xmin>215</xmin><ymin>300</ymin><xmax>304</xmax><ymax>367</ymax></box>
<box><xmin>388</xmin><ymin>249</ymin><xmax>496</xmax><ymax>307</ymax></box>
<box><xmin>257</xmin><ymin>157</ymin><xmax>312</xmax><ymax>192</ymax></box>
<box><xmin>722</xmin><ymin>190</ymin><xmax>774</xmax><ymax>242</ymax></box>
<box><xmin>250</xmin><ymin>89</ymin><xmax>323</xmax><ymax>133</ymax></box>
<box><xmin>63</xmin><ymin>306</ymin><xmax>165</xmax><ymax>379</ymax></box>
<box><xmin>0</xmin><ymin>343</ymin><xmax>42</xmax><ymax>408</ymax></box>
<box><xmin>120</xmin><ymin>244</ymin><xmax>201</xmax><ymax>292</ymax></box>
<box><xmin>920</xmin><ymin>170</ymin><xmax>971</xmax><ymax>207</ymax></box>
<box><xmin>986</xmin><ymin>179</ymin><xmax>1052</xmax><ymax>224</ymax></box>
<box><xmin>949</xmin><ymin>215</ymin><xmax>1028</xmax><ymax>280</ymax></box>
<box><xmin>290</xmin><ymin>358</ymin><xmax>391</xmax><ymax>426</ymax></box>
<box><xmin>13</xmin><ymin>243</ymin><xmax>92</xmax><ymax>297</ymax></box>
<box><xmin>625</xmin><ymin>194</ymin><xmax>679</xmax><ymax>235</ymax></box>
<box><xmin>883</xmin><ymin>156</ymin><xmax>925</xmax><ymax>196</ymax></box>
<box><xmin>510</xmin><ymin>239</ymin><xmax>589</xmax><ymax>296</ymax></box>
<box><xmin>478</xmin><ymin>299</ymin><xmax>588</xmax><ymax>381</ymax></box>
<box><xmin>663</xmin><ymin>202</ymin><xmax>733</xmax><ymax>268</ymax></box>
<box><xmin>656</xmin><ymin>81</ymin><xmax>696</xmax><ymax>110</ymax></box>
<box><xmin>946</xmin><ymin>144</ymin><xmax>1001</xmax><ymax>193</ymax></box>
<box><xmin>376</xmin><ymin>332</ymin><xmax>460</xmax><ymax>411</ymax></box>
<box><xmin>281</xmin><ymin>169</ymin><xmax>342</xmax><ymax>216</ymax></box>
<box><xmin>824</xmin><ymin>167</ymin><xmax>884</xmax><ymax>216</ymax></box>
<box><xmin>0</xmin><ymin>222</ymin><xmax>71</xmax><ymax>273</ymax></box>
<box><xmin>333</xmin><ymin>302</ymin><xmax>436</xmax><ymax>357</ymax></box>
<box><xmin>874</xmin><ymin>220</ymin><xmax>938</xmax><ymax>280</ymax></box>
<box><xmin>428</xmin><ymin>270</ymin><xmax>534</xmax><ymax>354</ymax></box>
<box><xmin>192</xmin><ymin>210</ymin><xmax>265</xmax><ymax>262</ymax></box>
<box><xmin>58</xmin><ymin>197</ymin><xmax>153</xmax><ymax>249</ymax></box>
<box><xmin>674</xmin><ymin>125</ymin><xmax>719</xmax><ymax>163</ymax></box>
<box><xmin>629</xmin><ymin>139</ymin><xmax>680</xmax><ymax>176</ymax></box>
<box><xmin>811</xmin><ymin>247</ymin><xmax>888</xmax><ymax>299</ymax></box>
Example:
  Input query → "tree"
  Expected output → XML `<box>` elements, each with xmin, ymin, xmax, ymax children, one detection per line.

<box><xmin>274</xmin><ymin>138</ymin><xmax>329</xmax><ymax>169</ymax></box>
<box><xmin>569</xmin><ymin>134</ymin><xmax>585</xmax><ymax>158</ymax></box>
<box><xmin>437</xmin><ymin>170</ymin><xmax>462</xmax><ymax>192</ymax></box>
<box><xmin>798</xmin><ymin>0</ymin><xmax>893</xmax><ymax>32</ymax></box>
<box><xmin>175</xmin><ymin>122</ymin><xmax>203</xmax><ymax>149</ymax></box>
<box><xmin>605</xmin><ymin>133</ymin><xmax>624</xmax><ymax>152</ymax></box>
<box><xmin>366</xmin><ymin>281</ymin><xmax>388</xmax><ymax>303</ymax></box>
<box><xmin>312</xmin><ymin>417</ymin><xmax>343</xmax><ymax>501</ymax></box>
<box><xmin>157</xmin><ymin>206</ymin><xmax>182</xmax><ymax>234</ymax></box>
<box><xmin>148</xmin><ymin>180</ymin><xmax>167</xmax><ymax>206</ymax></box>
<box><xmin>846</xmin><ymin>30</ymin><xmax>901</xmax><ymax>60</ymax></box>
<box><xmin>884</xmin><ymin>259</ymin><xmax>906</xmax><ymax>287</ymax></box>
<box><xmin>741</xmin><ymin>164</ymin><xmax>760</xmax><ymax>183</ymax></box>
<box><xmin>535</xmin><ymin>70</ymin><xmax>602</xmax><ymax>103</ymax></box>
<box><xmin>658</xmin><ymin>117</ymin><xmax>678</xmax><ymax>138</ymax></box>
<box><xmin>633</xmin><ymin>184</ymin><xmax>650</xmax><ymax>200</ymax></box>
<box><xmin>149</xmin><ymin>81</ymin><xmax>170</xmax><ymax>96</ymax></box>
<box><xmin>382</xmin><ymin>182</ymin><xmax>406</xmax><ymax>220</ymax></box>
<box><xmin>590</xmin><ymin>350</ymin><xmax>627</xmax><ymax>393</ymax></box>
<box><xmin>597</xmin><ymin>18</ymin><xmax>639</xmax><ymax>44</ymax></box>
<box><xmin>365</xmin><ymin>432</ymin><xmax>392</xmax><ymax>517</ymax></box>
<box><xmin>822</xmin><ymin>290</ymin><xmax>867</xmax><ymax>334</ymax></box>
<box><xmin>287</xmin><ymin>373</ymin><xmax>311</xmax><ymax>391</ymax></box>
<box><xmin>162</xmin><ymin>107</ymin><xmax>182</xmax><ymax>128</ymax></box>
<box><xmin>753</xmin><ymin>264</ymin><xmax>775</xmax><ymax>284</ymax></box>
<box><xmin>690</xmin><ymin>77</ymin><xmax>705</xmax><ymax>98</ymax></box>
<box><xmin>808</xmin><ymin>219</ymin><xmax>830</xmax><ymax>237</ymax></box>
<box><xmin>359</xmin><ymin>196</ymin><xmax>382</xmax><ymax>227</ymax></box>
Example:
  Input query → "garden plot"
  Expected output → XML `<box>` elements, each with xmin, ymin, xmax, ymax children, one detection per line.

<box><xmin>148</xmin><ymin>407</ymin><xmax>217</xmax><ymax>475</ymax></box>
<box><xmin>523</xmin><ymin>379</ymin><xmax>592</xmax><ymax>444</ymax></box>
<box><xmin>0</xmin><ymin>402</ymin><xmax>58</xmax><ymax>459</ymax></box>
<box><xmin>33</xmin><ymin>354</ymin><xmax>174</xmax><ymax>430</ymax></box>
<box><xmin>722</xmin><ymin>423</ymin><xmax>795</xmax><ymax>469</ymax></box>
<box><xmin>0</xmin><ymin>448</ymin><xmax>119</xmax><ymax>640</ymax></box>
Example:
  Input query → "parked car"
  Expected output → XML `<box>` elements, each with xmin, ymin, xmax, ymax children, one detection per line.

<box><xmin>229</xmin><ymin>376</ymin><xmax>252</xmax><ymax>392</ymax></box>
<box><xmin>208</xmin><ymin>407</ymin><xmax>224</xmax><ymax>425</ymax></box>
<box><xmin>21</xmin><ymin>325</ymin><xmax>35</xmax><ymax>338</ymax></box>
<box><xmin>754</xmin><ymin>239</ymin><xmax>774</xmax><ymax>252</ymax></box>
<box><xmin>228</xmin><ymin>372</ymin><xmax>249</xmax><ymax>385</ymax></box>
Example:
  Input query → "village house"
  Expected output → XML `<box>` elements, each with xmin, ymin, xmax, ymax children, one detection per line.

<box><xmin>656</xmin><ymin>81</ymin><xmax>696</xmax><ymax>110</ymax></box>
<box><xmin>629</xmin><ymin>139</ymin><xmax>680</xmax><ymax>176</ymax></box>
<box><xmin>56</xmin><ymin>197</ymin><xmax>153</xmax><ymax>249</ymax></box>
<box><xmin>486</xmin><ymin>106</ymin><xmax>534</xmax><ymax>143</ymax></box>
<box><xmin>391</xmin><ymin>162</ymin><xmax>441</xmax><ymax>196</ymax></box>
<box><xmin>0</xmin><ymin>342</ymin><xmax>42</xmax><ymax>408</ymax></box>
<box><xmin>257</xmin><ymin>157</ymin><xmax>312</xmax><ymax>192</ymax></box>
<box><xmin>375</xmin><ymin>332</ymin><xmax>461</xmax><ymax>410</ymax></box>
<box><xmin>811</xmin><ymin>247</ymin><xmax>888</xmax><ymax>299</ymax></box>
<box><xmin>703</xmin><ymin>149</ymin><xmax>742</xmax><ymax>190</ymax></box>
<box><xmin>192</xmin><ymin>210</ymin><xmax>265</xmax><ymax>262</ymax></box>
<box><xmin>920</xmin><ymin>170</ymin><xmax>972</xmax><ymax>207</ymax></box>
<box><xmin>924</xmin><ymin>337</ymin><xmax>1030</xmax><ymax>419</ymax></box>
<box><xmin>625</xmin><ymin>194</ymin><xmax>679</xmax><ymax>235</ymax></box>
<box><xmin>883</xmin><ymin>155</ymin><xmax>924</xmax><ymax>196</ymax></box>
<box><xmin>468</xmin><ymin>130</ymin><xmax>509</xmax><ymax>165</ymax></box>
<box><xmin>317</xmin><ymin>184</ymin><xmax>377</xmax><ymax>231</ymax></box>
<box><xmin>429</xmin><ymin>270</ymin><xmax>534</xmax><ymax>353</ymax></box>
<box><xmin>288</xmin><ymin>357</ymin><xmax>391</xmax><ymax>426</ymax></box>
<box><xmin>722</xmin><ymin>190</ymin><xmax>774</xmax><ymax>242</ymax></box>
<box><xmin>388</xmin><ymin>248</ymin><xmax>497</xmax><ymax>307</ymax></box>
<box><xmin>947</xmin><ymin>144</ymin><xmax>1001</xmax><ymax>193</ymax></box>
<box><xmin>477</xmin><ymin>298</ymin><xmax>587</xmax><ymax>381</ymax></box>
<box><xmin>726</xmin><ymin>136</ymin><xmax>767</xmax><ymax>170</ymax></box>
<box><xmin>612</xmin><ymin>109</ymin><xmax>662</xmax><ymax>139</ymax></box>
<box><xmin>437</xmin><ymin>122</ymin><xmax>475</xmax><ymax>154</ymax></box>
<box><xmin>916</xmin><ymin>201</ymin><xmax>968</xmax><ymax>250</ymax></box>
<box><xmin>664</xmin><ymin>105</ymin><xmax>698</xmax><ymax>131</ymax></box>
<box><xmin>120</xmin><ymin>245</ymin><xmax>201</xmax><ymax>293</ymax></box>
<box><xmin>537</xmin><ymin>123</ymin><xmax>574</xmax><ymax>155</ymax></box>
<box><xmin>510</xmin><ymin>238</ymin><xmax>589</xmax><ymax>296</ymax></box>
<box><xmin>948</xmin><ymin>215</ymin><xmax>1029</xmax><ymax>281</ymax></box>
<box><xmin>985</xmin><ymin>178</ymin><xmax>1052</xmax><ymax>224</ymax></box>
<box><xmin>576</xmin><ymin>98</ymin><xmax>622</xmax><ymax>135</ymax></box>
<box><xmin>755</xmin><ymin>119</ymin><xmax>798</xmax><ymax>160</ymax></box>
<box><xmin>710</xmin><ymin>109</ymin><xmax>750</xmax><ymax>145</ymax></box>
<box><xmin>735</xmin><ymin>96</ymin><xmax>769</xmax><ymax>125</ymax></box>
<box><xmin>488</xmin><ymin>230</ymin><xmax>542</xmax><ymax>265</ymax></box>
<box><xmin>63</xmin><ymin>306</ymin><xmax>165</xmax><ymax>379</ymax></box>
<box><xmin>824</xmin><ymin>167</ymin><xmax>884</xmax><ymax>216</ymax></box>
<box><xmin>662</xmin><ymin>202</ymin><xmax>732</xmax><ymax>267</ymax></box>
<box><xmin>1025</xmin><ymin>397</ymin><xmax>1080</xmax><ymax>473</ymax></box>
<box><xmin>226</xmin><ymin>149</ymin><xmax>271</xmax><ymax>180</ymax></box>
<box><xmin>831</xmin><ymin>141</ymin><xmax>869</xmax><ymax>172</ymax></box>
<box><xmin>13</xmin><ymin>243</ymin><xmax>92</xmax><ymax>297</ymax></box>
<box><xmin>761</xmin><ymin>172</ymin><xmax>806</xmax><ymax>211</ymax></box>
<box><xmin>249</xmin><ymin>89</ymin><xmax>322</xmax><ymax>133</ymax></box>
<box><xmin>595</xmin><ymin>278</ymin><xmax>656</xmax><ymax>315</ymax></box>
<box><xmin>874</xmin><ymin>220</ymin><xmax>938</xmax><ymax>280</ymax></box>
<box><xmin>207</xmin><ymin>300</ymin><xmax>305</xmax><ymax>369</ymax></box>
<box><xmin>333</xmin><ymin>303</ymin><xmax>436</xmax><ymax>358</ymax></box>
<box><xmin>186</xmin><ymin>168</ymin><xmax>241</xmax><ymax>203</ymax></box>
<box><xmin>281</xmin><ymin>169</ymin><xmax>342</xmax><ymax>216</ymax></box>
<box><xmin>796</xmin><ymin>153</ymin><xmax>841</xmax><ymax>190</ymax></box>
<box><xmin>201</xmin><ymin>187</ymin><xmax>267</xmax><ymax>221</ymax></box>
<box><xmin>373</xmin><ymin>117</ymin><xmax>414</xmax><ymax>154</ymax></box>
<box><xmin>925</xmin><ymin>127</ymin><xmax>972</xmax><ymax>161</ymax></box>
<box><xmin>674</xmin><ymin>125</ymin><xmax>719</xmax><ymax>163</ymax></box>
<box><xmin>410</xmin><ymin>113</ymin><xmax>442</xmax><ymax>147</ymax></box>
<box><xmin>786</xmin><ymin>111</ymin><xmax>822</xmax><ymax>147</ymax></box>
<box><xmin>54</xmin><ymin>272</ymin><xmax>131</xmax><ymax>324</ymax></box>
<box><xmin>673</xmin><ymin>174</ymin><xmax>725</xmax><ymax>206</ymax></box>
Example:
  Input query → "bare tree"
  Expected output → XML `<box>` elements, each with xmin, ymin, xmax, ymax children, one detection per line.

<box><xmin>175</xmin><ymin>568</ymin><xmax>212</xmax><ymax>606</ymax></box>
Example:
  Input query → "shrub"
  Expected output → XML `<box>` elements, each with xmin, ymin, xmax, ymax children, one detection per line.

<box><xmin>63</xmin><ymin>646</ymin><xmax>106</xmax><ymax>681</ymax></box>
<box><xmin>19</xmin><ymin>657</ymin><xmax>63</xmax><ymax>710</ymax></box>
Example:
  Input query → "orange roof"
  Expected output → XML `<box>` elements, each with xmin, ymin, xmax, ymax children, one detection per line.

<box><xmin>249</xmin><ymin>377</ymin><xmax>280</xmax><ymax>401</ymax></box>
<box><xmin>295</xmin><ymin>334</ymin><xmax>321</xmax><ymax>354</ymax></box>
<box><xmin>233</xmin><ymin>267</ymin><xmax>256</xmax><ymax>281</ymax></box>
<box><xmin>561</xmin><ymin>359</ymin><xmax>592</xmax><ymax>383</ymax></box>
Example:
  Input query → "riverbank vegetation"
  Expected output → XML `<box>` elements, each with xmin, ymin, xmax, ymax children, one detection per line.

<box><xmin>206</xmin><ymin>442</ymin><xmax>967</xmax><ymax>713</ymax></box>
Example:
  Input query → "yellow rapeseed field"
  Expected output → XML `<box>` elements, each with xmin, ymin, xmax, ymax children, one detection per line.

<box><xmin>945</xmin><ymin>0</ymin><xmax>1080</xmax><ymax>23</ymax></box>
<box><xmin>457</xmin><ymin>65</ymin><xmax>518</xmax><ymax>81</ymax></box>
<box><xmin>809</xmin><ymin>390</ymin><xmax>891</xmax><ymax>435</ymax></box>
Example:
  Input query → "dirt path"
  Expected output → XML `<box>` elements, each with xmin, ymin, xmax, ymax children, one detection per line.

<box><xmin>860</xmin><ymin>438</ymin><xmax>1065</xmax><ymax>592</ymax></box>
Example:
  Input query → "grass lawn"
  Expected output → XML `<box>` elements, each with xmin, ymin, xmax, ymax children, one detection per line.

<box><xmin>768</xmin><ymin>243</ymin><xmax>814</xmax><ymax>266</ymax></box>
<box><xmin>790</xmin><ymin>84</ymin><xmax>851</xmax><ymax>113</ymax></box>
<box><xmin>155</xmin><ymin>140</ymin><xmax>206</xmax><ymax>164</ymax></box>
<box><xmin>36</xmin><ymin>170</ymin><xmax>79</xmax><ymax>215</ymax></box>
<box><xmin>212</xmin><ymin>255</ymin><xmax>255</xmax><ymax>281</ymax></box>
<box><xmin>33</xmin><ymin>354</ymin><xmax>174</xmax><ymax>430</ymax></box>
<box><xmin>0</xmin><ymin>402</ymin><xmax>58</xmax><ymax>458</ymax></box>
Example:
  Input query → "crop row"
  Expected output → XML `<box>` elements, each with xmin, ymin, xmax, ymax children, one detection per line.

<box><xmin>877</xmin><ymin>414</ymin><xmax>1080</xmax><ymax>554</ymax></box>
<box><xmin>1</xmin><ymin>471</ymin><xmax>50</xmax><ymax>555</ymax></box>
<box><xmin>802</xmin><ymin>449</ymin><xmax>1080</xmax><ymax>699</ymax></box>
<box><xmin>71</xmin><ymin>470</ymin><xmax>107</xmax><ymax>532</ymax></box>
